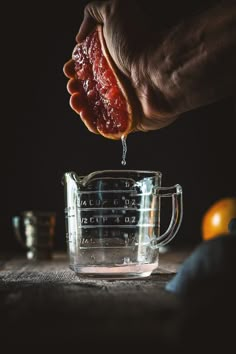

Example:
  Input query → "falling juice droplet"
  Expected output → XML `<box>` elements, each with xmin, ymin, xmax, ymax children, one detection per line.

<box><xmin>121</xmin><ymin>135</ymin><xmax>127</xmax><ymax>166</ymax></box>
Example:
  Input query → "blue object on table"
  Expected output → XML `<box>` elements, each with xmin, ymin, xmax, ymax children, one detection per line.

<box><xmin>228</xmin><ymin>218</ymin><xmax>236</xmax><ymax>233</ymax></box>
<box><xmin>165</xmin><ymin>232</ymin><xmax>236</xmax><ymax>296</ymax></box>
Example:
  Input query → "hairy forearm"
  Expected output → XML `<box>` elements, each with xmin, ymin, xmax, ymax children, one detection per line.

<box><xmin>133</xmin><ymin>0</ymin><xmax>236</xmax><ymax>118</ymax></box>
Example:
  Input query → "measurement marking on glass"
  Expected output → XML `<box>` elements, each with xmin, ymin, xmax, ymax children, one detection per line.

<box><xmin>121</xmin><ymin>135</ymin><xmax>127</xmax><ymax>166</ymax></box>
<box><xmin>77</xmin><ymin>190</ymin><xmax>152</xmax><ymax>195</ymax></box>
<box><xmin>75</xmin><ymin>207</ymin><xmax>158</xmax><ymax>211</ymax></box>
<box><xmin>76</xmin><ymin>224</ymin><xmax>156</xmax><ymax>228</ymax></box>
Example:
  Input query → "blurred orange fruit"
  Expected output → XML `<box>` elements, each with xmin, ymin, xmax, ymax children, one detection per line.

<box><xmin>202</xmin><ymin>197</ymin><xmax>236</xmax><ymax>241</ymax></box>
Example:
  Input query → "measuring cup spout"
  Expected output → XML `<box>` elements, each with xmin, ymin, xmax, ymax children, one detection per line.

<box><xmin>61</xmin><ymin>171</ymin><xmax>81</xmax><ymax>186</ymax></box>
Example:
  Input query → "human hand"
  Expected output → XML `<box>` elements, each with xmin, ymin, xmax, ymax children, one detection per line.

<box><xmin>63</xmin><ymin>0</ymin><xmax>178</xmax><ymax>133</ymax></box>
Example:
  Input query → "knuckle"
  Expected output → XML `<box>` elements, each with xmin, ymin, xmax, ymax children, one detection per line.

<box><xmin>84</xmin><ymin>1</ymin><xmax>111</xmax><ymax>22</ymax></box>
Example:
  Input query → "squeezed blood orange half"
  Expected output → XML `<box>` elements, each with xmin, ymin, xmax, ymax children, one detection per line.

<box><xmin>72</xmin><ymin>26</ymin><xmax>135</xmax><ymax>140</ymax></box>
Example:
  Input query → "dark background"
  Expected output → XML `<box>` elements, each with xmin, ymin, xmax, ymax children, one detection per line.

<box><xmin>1</xmin><ymin>0</ymin><xmax>235</xmax><ymax>252</ymax></box>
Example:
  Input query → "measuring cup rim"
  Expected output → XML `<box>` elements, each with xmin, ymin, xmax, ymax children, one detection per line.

<box><xmin>65</xmin><ymin>169</ymin><xmax>162</xmax><ymax>179</ymax></box>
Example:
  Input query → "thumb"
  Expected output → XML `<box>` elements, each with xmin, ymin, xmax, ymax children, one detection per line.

<box><xmin>76</xmin><ymin>1</ymin><xmax>108</xmax><ymax>43</ymax></box>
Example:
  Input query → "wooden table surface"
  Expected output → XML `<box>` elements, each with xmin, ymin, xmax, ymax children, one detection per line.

<box><xmin>1</xmin><ymin>245</ymin><xmax>235</xmax><ymax>352</ymax></box>
<box><xmin>0</xmin><ymin>247</ymin><xmax>193</xmax><ymax>350</ymax></box>
<box><xmin>0</xmin><ymin>247</ymin><xmax>190</xmax><ymax>281</ymax></box>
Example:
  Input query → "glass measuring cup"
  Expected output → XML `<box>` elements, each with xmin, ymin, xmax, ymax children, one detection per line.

<box><xmin>12</xmin><ymin>211</ymin><xmax>56</xmax><ymax>260</ymax></box>
<box><xmin>62</xmin><ymin>170</ymin><xmax>183</xmax><ymax>279</ymax></box>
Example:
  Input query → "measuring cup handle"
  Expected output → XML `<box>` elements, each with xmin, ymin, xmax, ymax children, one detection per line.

<box><xmin>12</xmin><ymin>216</ymin><xmax>27</xmax><ymax>249</ymax></box>
<box><xmin>151</xmin><ymin>184</ymin><xmax>183</xmax><ymax>248</ymax></box>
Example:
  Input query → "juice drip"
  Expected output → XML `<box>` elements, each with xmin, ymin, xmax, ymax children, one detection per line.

<box><xmin>121</xmin><ymin>135</ymin><xmax>127</xmax><ymax>166</ymax></box>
